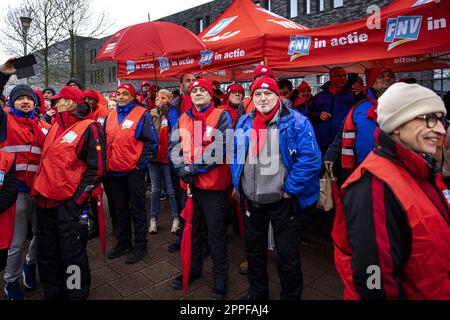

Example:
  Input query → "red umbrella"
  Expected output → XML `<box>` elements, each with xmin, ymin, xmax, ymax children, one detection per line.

<box><xmin>180</xmin><ymin>186</ymin><xmax>194</xmax><ymax>293</ymax></box>
<box><xmin>95</xmin><ymin>21</ymin><xmax>206</xmax><ymax>61</ymax></box>
<box><xmin>91</xmin><ymin>185</ymin><xmax>106</xmax><ymax>256</ymax></box>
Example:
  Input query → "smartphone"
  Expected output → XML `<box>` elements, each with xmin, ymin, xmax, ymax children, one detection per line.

<box><xmin>12</xmin><ymin>54</ymin><xmax>37</xmax><ymax>69</ymax></box>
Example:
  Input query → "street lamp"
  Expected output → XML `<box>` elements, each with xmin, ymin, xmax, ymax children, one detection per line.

<box><xmin>20</xmin><ymin>16</ymin><xmax>32</xmax><ymax>55</ymax></box>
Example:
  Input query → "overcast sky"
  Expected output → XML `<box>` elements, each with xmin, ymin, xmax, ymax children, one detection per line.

<box><xmin>0</xmin><ymin>0</ymin><xmax>213</xmax><ymax>61</ymax></box>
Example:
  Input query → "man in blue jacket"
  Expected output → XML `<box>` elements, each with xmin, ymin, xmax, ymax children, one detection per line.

<box><xmin>309</xmin><ymin>67</ymin><xmax>356</xmax><ymax>156</ymax></box>
<box><xmin>231</xmin><ymin>76</ymin><xmax>322</xmax><ymax>300</ymax></box>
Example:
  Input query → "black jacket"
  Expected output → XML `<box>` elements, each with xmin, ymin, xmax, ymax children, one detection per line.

<box><xmin>0</xmin><ymin>157</ymin><xmax>18</xmax><ymax>212</ymax></box>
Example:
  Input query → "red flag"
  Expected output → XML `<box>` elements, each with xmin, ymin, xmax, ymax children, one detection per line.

<box><xmin>180</xmin><ymin>186</ymin><xmax>194</xmax><ymax>293</ymax></box>
<box><xmin>92</xmin><ymin>186</ymin><xmax>107</xmax><ymax>255</ymax></box>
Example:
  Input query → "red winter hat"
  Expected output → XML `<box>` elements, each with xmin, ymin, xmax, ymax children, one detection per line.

<box><xmin>227</xmin><ymin>83</ymin><xmax>245</xmax><ymax>96</ymax></box>
<box><xmin>253</xmin><ymin>65</ymin><xmax>274</xmax><ymax>80</ymax></box>
<box><xmin>84</xmin><ymin>90</ymin><xmax>99</xmax><ymax>101</ymax></box>
<box><xmin>150</xmin><ymin>84</ymin><xmax>160</xmax><ymax>91</ymax></box>
<box><xmin>189</xmin><ymin>78</ymin><xmax>213</xmax><ymax>97</ymax></box>
<box><xmin>141</xmin><ymin>81</ymin><xmax>151</xmax><ymax>88</ymax></box>
<box><xmin>108</xmin><ymin>92</ymin><xmax>117</xmax><ymax>99</ymax></box>
<box><xmin>365</xmin><ymin>68</ymin><xmax>395</xmax><ymax>88</ymax></box>
<box><xmin>51</xmin><ymin>86</ymin><xmax>84</xmax><ymax>104</ymax></box>
<box><xmin>116</xmin><ymin>83</ymin><xmax>137</xmax><ymax>98</ymax></box>
<box><xmin>297</xmin><ymin>81</ymin><xmax>311</xmax><ymax>91</ymax></box>
<box><xmin>251</xmin><ymin>76</ymin><xmax>280</xmax><ymax>96</ymax></box>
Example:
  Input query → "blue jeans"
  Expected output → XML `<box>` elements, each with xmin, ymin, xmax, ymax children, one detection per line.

<box><xmin>148</xmin><ymin>162</ymin><xmax>179</xmax><ymax>220</ymax></box>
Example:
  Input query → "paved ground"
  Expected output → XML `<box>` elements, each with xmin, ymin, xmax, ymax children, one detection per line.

<box><xmin>0</xmin><ymin>196</ymin><xmax>344</xmax><ymax>300</ymax></box>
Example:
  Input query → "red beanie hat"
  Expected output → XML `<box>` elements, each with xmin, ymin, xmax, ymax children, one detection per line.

<box><xmin>253</xmin><ymin>65</ymin><xmax>274</xmax><ymax>80</ymax></box>
<box><xmin>251</xmin><ymin>76</ymin><xmax>280</xmax><ymax>96</ymax></box>
<box><xmin>116</xmin><ymin>83</ymin><xmax>137</xmax><ymax>98</ymax></box>
<box><xmin>365</xmin><ymin>68</ymin><xmax>395</xmax><ymax>88</ymax></box>
<box><xmin>141</xmin><ymin>81</ymin><xmax>151</xmax><ymax>88</ymax></box>
<box><xmin>189</xmin><ymin>78</ymin><xmax>214</xmax><ymax>97</ymax></box>
<box><xmin>84</xmin><ymin>90</ymin><xmax>99</xmax><ymax>101</ymax></box>
<box><xmin>227</xmin><ymin>83</ymin><xmax>245</xmax><ymax>96</ymax></box>
<box><xmin>297</xmin><ymin>81</ymin><xmax>311</xmax><ymax>91</ymax></box>
<box><xmin>108</xmin><ymin>92</ymin><xmax>117</xmax><ymax>99</ymax></box>
<box><xmin>51</xmin><ymin>86</ymin><xmax>84</xmax><ymax>104</ymax></box>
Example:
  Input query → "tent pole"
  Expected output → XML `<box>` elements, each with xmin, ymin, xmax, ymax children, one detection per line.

<box><xmin>152</xmin><ymin>53</ymin><xmax>158</xmax><ymax>86</ymax></box>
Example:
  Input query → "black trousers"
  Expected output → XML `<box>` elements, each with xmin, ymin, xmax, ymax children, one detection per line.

<box><xmin>245</xmin><ymin>198</ymin><xmax>303</xmax><ymax>300</ymax></box>
<box><xmin>190</xmin><ymin>189</ymin><xmax>229</xmax><ymax>286</ymax></box>
<box><xmin>36</xmin><ymin>201</ymin><xmax>90</xmax><ymax>300</ymax></box>
<box><xmin>0</xmin><ymin>249</ymin><xmax>7</xmax><ymax>272</ymax></box>
<box><xmin>110</xmin><ymin>169</ymin><xmax>148</xmax><ymax>250</ymax></box>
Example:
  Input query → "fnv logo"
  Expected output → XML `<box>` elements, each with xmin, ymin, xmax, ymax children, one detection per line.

<box><xmin>288</xmin><ymin>36</ymin><xmax>311</xmax><ymax>62</ymax></box>
<box><xmin>203</xmin><ymin>16</ymin><xmax>238</xmax><ymax>38</ymax></box>
<box><xmin>385</xmin><ymin>16</ymin><xmax>422</xmax><ymax>51</ymax></box>
<box><xmin>158</xmin><ymin>58</ymin><xmax>170</xmax><ymax>74</ymax></box>
<box><xmin>126</xmin><ymin>60</ymin><xmax>136</xmax><ymax>75</ymax></box>
<box><xmin>199</xmin><ymin>50</ymin><xmax>214</xmax><ymax>65</ymax></box>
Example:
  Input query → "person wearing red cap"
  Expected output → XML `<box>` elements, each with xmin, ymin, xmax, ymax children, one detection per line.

<box><xmin>243</xmin><ymin>65</ymin><xmax>274</xmax><ymax>114</ymax></box>
<box><xmin>231</xmin><ymin>76</ymin><xmax>321</xmax><ymax>300</ymax></box>
<box><xmin>83</xmin><ymin>90</ymin><xmax>109</xmax><ymax>126</ymax></box>
<box><xmin>0</xmin><ymin>83</ymin><xmax>51</xmax><ymax>300</ymax></box>
<box><xmin>218</xmin><ymin>83</ymin><xmax>245</xmax><ymax>128</ymax></box>
<box><xmin>143</xmin><ymin>84</ymin><xmax>160</xmax><ymax>111</ymax></box>
<box><xmin>169</xmin><ymin>78</ymin><xmax>232</xmax><ymax>300</ymax></box>
<box><xmin>31</xmin><ymin>85</ymin><xmax>106</xmax><ymax>300</ymax></box>
<box><xmin>105</xmin><ymin>83</ymin><xmax>158</xmax><ymax>265</ymax></box>
<box><xmin>139</xmin><ymin>81</ymin><xmax>151</xmax><ymax>105</ymax></box>
<box><xmin>324</xmin><ymin>68</ymin><xmax>395</xmax><ymax>181</ymax></box>
<box><xmin>292</xmin><ymin>81</ymin><xmax>313</xmax><ymax>116</ymax></box>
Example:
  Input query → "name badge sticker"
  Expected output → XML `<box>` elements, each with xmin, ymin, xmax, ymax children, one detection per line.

<box><xmin>61</xmin><ymin>131</ymin><xmax>78</xmax><ymax>144</ymax></box>
<box><xmin>0</xmin><ymin>171</ymin><xmax>5</xmax><ymax>185</ymax></box>
<box><xmin>122</xmin><ymin>120</ymin><xmax>134</xmax><ymax>129</ymax></box>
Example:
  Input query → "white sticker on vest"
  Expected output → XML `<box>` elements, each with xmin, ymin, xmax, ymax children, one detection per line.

<box><xmin>98</xmin><ymin>117</ymin><xmax>105</xmax><ymax>126</ymax></box>
<box><xmin>161</xmin><ymin>119</ymin><xmax>168</xmax><ymax>126</ymax></box>
<box><xmin>122</xmin><ymin>120</ymin><xmax>134</xmax><ymax>129</ymax></box>
<box><xmin>41</xmin><ymin>128</ymin><xmax>49</xmax><ymax>135</ymax></box>
<box><xmin>442</xmin><ymin>190</ymin><xmax>450</xmax><ymax>205</ymax></box>
<box><xmin>205</xmin><ymin>125</ymin><xmax>213</xmax><ymax>138</ymax></box>
<box><xmin>246</xmin><ymin>210</ymin><xmax>251</xmax><ymax>218</ymax></box>
<box><xmin>61</xmin><ymin>131</ymin><xmax>78</xmax><ymax>144</ymax></box>
<box><xmin>0</xmin><ymin>171</ymin><xmax>4</xmax><ymax>185</ymax></box>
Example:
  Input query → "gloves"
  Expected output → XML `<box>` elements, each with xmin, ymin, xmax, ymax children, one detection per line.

<box><xmin>181</xmin><ymin>175</ymin><xmax>196</xmax><ymax>186</ymax></box>
<box><xmin>177</xmin><ymin>166</ymin><xmax>196</xmax><ymax>186</ymax></box>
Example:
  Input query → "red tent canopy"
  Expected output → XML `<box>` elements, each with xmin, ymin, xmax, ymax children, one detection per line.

<box><xmin>117</xmin><ymin>0</ymin><xmax>450</xmax><ymax>81</ymax></box>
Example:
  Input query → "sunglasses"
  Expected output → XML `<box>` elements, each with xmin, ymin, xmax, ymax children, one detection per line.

<box><xmin>415</xmin><ymin>113</ymin><xmax>447</xmax><ymax>129</ymax></box>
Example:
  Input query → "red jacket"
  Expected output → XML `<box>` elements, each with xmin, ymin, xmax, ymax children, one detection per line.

<box><xmin>2</xmin><ymin>113</ymin><xmax>50</xmax><ymax>188</ymax></box>
<box><xmin>105</xmin><ymin>106</ymin><xmax>146</xmax><ymax>172</ymax></box>
<box><xmin>0</xmin><ymin>150</ymin><xmax>16</xmax><ymax>250</ymax></box>
<box><xmin>333</xmin><ymin>133</ymin><xmax>450</xmax><ymax>299</ymax></box>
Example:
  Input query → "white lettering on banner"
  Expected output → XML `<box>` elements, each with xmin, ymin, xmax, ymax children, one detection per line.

<box><xmin>394</xmin><ymin>56</ymin><xmax>418</xmax><ymax>64</ymax></box>
<box><xmin>223</xmin><ymin>49</ymin><xmax>245</xmax><ymax>59</ymax></box>
<box><xmin>330</xmin><ymin>32</ymin><xmax>369</xmax><ymax>47</ymax></box>
<box><xmin>178</xmin><ymin>58</ymin><xmax>195</xmax><ymax>65</ymax></box>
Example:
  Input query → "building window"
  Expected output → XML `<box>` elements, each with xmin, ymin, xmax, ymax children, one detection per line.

<box><xmin>196</xmin><ymin>18</ymin><xmax>204</xmax><ymax>33</ymax></box>
<box><xmin>90</xmin><ymin>72</ymin><xmax>94</xmax><ymax>85</ymax></box>
<box><xmin>290</xmin><ymin>0</ymin><xmax>298</xmax><ymax>18</ymax></box>
<box><xmin>100</xmin><ymin>69</ymin><xmax>104</xmax><ymax>84</ymax></box>
<box><xmin>304</xmin><ymin>0</ymin><xmax>311</xmax><ymax>15</ymax></box>
<box><xmin>265</xmin><ymin>0</ymin><xmax>271</xmax><ymax>11</ymax></box>
<box><xmin>318</xmin><ymin>0</ymin><xmax>324</xmax><ymax>11</ymax></box>
<box><xmin>205</xmin><ymin>16</ymin><xmax>210</xmax><ymax>27</ymax></box>
<box><xmin>332</xmin><ymin>0</ymin><xmax>344</xmax><ymax>8</ymax></box>
<box><xmin>89</xmin><ymin>49</ymin><xmax>97</xmax><ymax>63</ymax></box>
<box><xmin>433</xmin><ymin>69</ymin><xmax>450</xmax><ymax>95</ymax></box>
<box><xmin>182</xmin><ymin>22</ymin><xmax>187</xmax><ymax>28</ymax></box>
<box><xmin>112</xmin><ymin>67</ymin><xmax>116</xmax><ymax>81</ymax></box>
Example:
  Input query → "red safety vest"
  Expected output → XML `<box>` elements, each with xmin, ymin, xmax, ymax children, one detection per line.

<box><xmin>332</xmin><ymin>152</ymin><xmax>450</xmax><ymax>300</ymax></box>
<box><xmin>32</xmin><ymin>119</ymin><xmax>95</xmax><ymax>201</ymax></box>
<box><xmin>0</xmin><ymin>150</ymin><xmax>16</xmax><ymax>250</ymax></box>
<box><xmin>341</xmin><ymin>94</ymin><xmax>378</xmax><ymax>170</ymax></box>
<box><xmin>178</xmin><ymin>108</ymin><xmax>231</xmax><ymax>191</ymax></box>
<box><xmin>156</xmin><ymin>115</ymin><xmax>169</xmax><ymax>164</ymax></box>
<box><xmin>218</xmin><ymin>104</ymin><xmax>239</xmax><ymax>128</ymax></box>
<box><xmin>1</xmin><ymin>114</ymin><xmax>50</xmax><ymax>188</ymax></box>
<box><xmin>106</xmin><ymin>106</ymin><xmax>146</xmax><ymax>172</ymax></box>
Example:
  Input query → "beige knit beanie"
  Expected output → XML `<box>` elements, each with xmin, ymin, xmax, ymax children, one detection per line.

<box><xmin>377</xmin><ymin>82</ymin><xmax>446</xmax><ymax>133</ymax></box>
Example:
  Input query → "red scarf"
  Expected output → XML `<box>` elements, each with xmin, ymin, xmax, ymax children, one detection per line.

<box><xmin>251</xmin><ymin>100</ymin><xmax>280</xmax><ymax>157</ymax></box>
<box><xmin>181</xmin><ymin>95</ymin><xmax>192</xmax><ymax>114</ymax></box>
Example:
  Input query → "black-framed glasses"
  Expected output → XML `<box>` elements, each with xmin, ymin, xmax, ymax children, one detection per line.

<box><xmin>415</xmin><ymin>113</ymin><xmax>447</xmax><ymax>128</ymax></box>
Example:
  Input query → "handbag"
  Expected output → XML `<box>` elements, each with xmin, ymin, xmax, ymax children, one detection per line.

<box><xmin>317</xmin><ymin>171</ymin><xmax>338</xmax><ymax>212</ymax></box>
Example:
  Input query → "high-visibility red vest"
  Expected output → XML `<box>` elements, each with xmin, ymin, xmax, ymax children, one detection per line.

<box><xmin>1</xmin><ymin>113</ymin><xmax>50</xmax><ymax>188</ymax></box>
<box><xmin>218</xmin><ymin>104</ymin><xmax>239</xmax><ymax>128</ymax></box>
<box><xmin>105</xmin><ymin>106</ymin><xmax>146</xmax><ymax>172</ymax></box>
<box><xmin>0</xmin><ymin>150</ymin><xmax>16</xmax><ymax>250</ymax></box>
<box><xmin>32</xmin><ymin>119</ymin><xmax>95</xmax><ymax>201</ymax></box>
<box><xmin>156</xmin><ymin>115</ymin><xmax>169</xmax><ymax>164</ymax></box>
<box><xmin>332</xmin><ymin>152</ymin><xmax>450</xmax><ymax>300</ymax></box>
<box><xmin>178</xmin><ymin>108</ymin><xmax>231</xmax><ymax>191</ymax></box>
<box><xmin>341</xmin><ymin>94</ymin><xmax>378</xmax><ymax>170</ymax></box>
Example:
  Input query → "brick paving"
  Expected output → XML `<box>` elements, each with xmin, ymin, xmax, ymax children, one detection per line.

<box><xmin>0</xmin><ymin>197</ymin><xmax>344</xmax><ymax>300</ymax></box>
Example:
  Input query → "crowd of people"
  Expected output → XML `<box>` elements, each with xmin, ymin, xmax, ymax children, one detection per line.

<box><xmin>0</xmin><ymin>56</ymin><xmax>449</xmax><ymax>301</ymax></box>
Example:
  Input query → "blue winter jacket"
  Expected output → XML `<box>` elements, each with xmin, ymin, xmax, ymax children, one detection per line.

<box><xmin>353</xmin><ymin>88</ymin><xmax>378</xmax><ymax>164</ymax></box>
<box><xmin>310</xmin><ymin>82</ymin><xmax>355</xmax><ymax>150</ymax></box>
<box><xmin>231</xmin><ymin>103</ymin><xmax>322</xmax><ymax>209</ymax></box>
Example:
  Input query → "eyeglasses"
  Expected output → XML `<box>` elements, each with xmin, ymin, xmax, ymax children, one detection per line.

<box><xmin>415</xmin><ymin>113</ymin><xmax>447</xmax><ymax>128</ymax></box>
